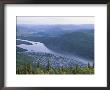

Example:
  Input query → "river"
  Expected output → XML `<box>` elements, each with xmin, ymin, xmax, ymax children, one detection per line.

<box><xmin>17</xmin><ymin>39</ymin><xmax>93</xmax><ymax>66</ymax></box>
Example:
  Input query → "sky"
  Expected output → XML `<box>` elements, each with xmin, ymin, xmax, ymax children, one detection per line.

<box><xmin>17</xmin><ymin>16</ymin><xmax>94</xmax><ymax>25</ymax></box>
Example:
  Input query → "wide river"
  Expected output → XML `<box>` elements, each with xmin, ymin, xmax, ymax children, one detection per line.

<box><xmin>17</xmin><ymin>39</ymin><xmax>93</xmax><ymax>65</ymax></box>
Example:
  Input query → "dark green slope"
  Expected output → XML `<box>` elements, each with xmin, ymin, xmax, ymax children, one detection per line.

<box><xmin>17</xmin><ymin>29</ymin><xmax>94</xmax><ymax>60</ymax></box>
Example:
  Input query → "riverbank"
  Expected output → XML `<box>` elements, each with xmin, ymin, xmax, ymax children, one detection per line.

<box><xmin>16</xmin><ymin>39</ymin><xmax>93</xmax><ymax>66</ymax></box>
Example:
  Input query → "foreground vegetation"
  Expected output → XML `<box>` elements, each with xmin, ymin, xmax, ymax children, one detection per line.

<box><xmin>16</xmin><ymin>53</ymin><xmax>94</xmax><ymax>74</ymax></box>
<box><xmin>16</xmin><ymin>63</ymin><xmax>94</xmax><ymax>74</ymax></box>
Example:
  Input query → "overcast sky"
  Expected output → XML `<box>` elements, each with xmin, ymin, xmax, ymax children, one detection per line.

<box><xmin>17</xmin><ymin>16</ymin><xmax>94</xmax><ymax>25</ymax></box>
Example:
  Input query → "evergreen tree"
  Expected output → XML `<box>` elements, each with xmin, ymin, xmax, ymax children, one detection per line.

<box><xmin>37</xmin><ymin>60</ymin><xmax>40</xmax><ymax>68</ymax></box>
<box><xmin>47</xmin><ymin>59</ymin><xmax>51</xmax><ymax>71</ymax></box>
<box><xmin>62</xmin><ymin>66</ymin><xmax>64</xmax><ymax>72</ymax></box>
<box><xmin>92</xmin><ymin>63</ymin><xmax>94</xmax><ymax>68</ymax></box>
<box><xmin>88</xmin><ymin>62</ymin><xmax>90</xmax><ymax>68</ymax></box>
<box><xmin>28</xmin><ymin>64</ymin><xmax>32</xmax><ymax>74</ymax></box>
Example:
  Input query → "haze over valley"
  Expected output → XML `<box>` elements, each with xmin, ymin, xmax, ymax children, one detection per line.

<box><xmin>16</xmin><ymin>24</ymin><xmax>94</xmax><ymax>69</ymax></box>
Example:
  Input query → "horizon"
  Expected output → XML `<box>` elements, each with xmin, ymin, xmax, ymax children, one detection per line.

<box><xmin>17</xmin><ymin>16</ymin><xmax>94</xmax><ymax>25</ymax></box>
<box><xmin>17</xmin><ymin>23</ymin><xmax>94</xmax><ymax>25</ymax></box>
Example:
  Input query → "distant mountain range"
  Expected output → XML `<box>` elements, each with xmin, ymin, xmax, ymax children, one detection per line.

<box><xmin>17</xmin><ymin>24</ymin><xmax>94</xmax><ymax>36</ymax></box>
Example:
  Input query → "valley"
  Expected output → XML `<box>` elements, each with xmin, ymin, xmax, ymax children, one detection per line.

<box><xmin>16</xmin><ymin>24</ymin><xmax>94</xmax><ymax>74</ymax></box>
